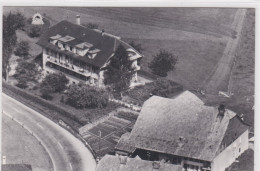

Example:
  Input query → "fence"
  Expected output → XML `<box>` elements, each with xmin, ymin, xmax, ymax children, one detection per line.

<box><xmin>109</xmin><ymin>98</ymin><xmax>142</xmax><ymax>112</ymax></box>
<box><xmin>138</xmin><ymin>70</ymin><xmax>159</xmax><ymax>81</ymax></box>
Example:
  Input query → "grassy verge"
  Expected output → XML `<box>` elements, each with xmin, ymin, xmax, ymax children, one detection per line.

<box><xmin>229</xmin><ymin>9</ymin><xmax>255</xmax><ymax>97</ymax></box>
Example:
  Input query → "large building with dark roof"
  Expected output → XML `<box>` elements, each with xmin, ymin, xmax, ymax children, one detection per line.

<box><xmin>115</xmin><ymin>91</ymin><xmax>249</xmax><ymax>171</ymax></box>
<box><xmin>37</xmin><ymin>16</ymin><xmax>142</xmax><ymax>86</ymax></box>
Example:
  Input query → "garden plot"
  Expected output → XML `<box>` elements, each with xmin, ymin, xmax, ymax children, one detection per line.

<box><xmin>80</xmin><ymin>111</ymin><xmax>138</xmax><ymax>157</ymax></box>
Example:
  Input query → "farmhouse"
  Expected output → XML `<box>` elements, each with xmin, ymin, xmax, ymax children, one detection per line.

<box><xmin>96</xmin><ymin>154</ymin><xmax>182</xmax><ymax>171</ymax></box>
<box><xmin>115</xmin><ymin>91</ymin><xmax>249</xmax><ymax>171</ymax></box>
<box><xmin>37</xmin><ymin>15</ymin><xmax>142</xmax><ymax>86</ymax></box>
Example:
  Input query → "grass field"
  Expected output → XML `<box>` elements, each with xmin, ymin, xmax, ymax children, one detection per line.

<box><xmin>4</xmin><ymin>6</ymin><xmax>237</xmax><ymax>90</ymax></box>
<box><xmin>2</xmin><ymin>115</ymin><xmax>52</xmax><ymax>171</ymax></box>
<box><xmin>229</xmin><ymin>9</ymin><xmax>255</xmax><ymax>97</ymax></box>
<box><xmin>201</xmin><ymin>9</ymin><xmax>255</xmax><ymax>128</ymax></box>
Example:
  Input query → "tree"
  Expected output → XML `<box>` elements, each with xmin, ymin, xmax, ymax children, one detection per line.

<box><xmin>149</xmin><ymin>50</ymin><xmax>178</xmax><ymax>77</ymax></box>
<box><xmin>28</xmin><ymin>25</ymin><xmax>42</xmax><ymax>38</ymax></box>
<box><xmin>40</xmin><ymin>73</ymin><xmax>69</xmax><ymax>94</ymax></box>
<box><xmin>104</xmin><ymin>44</ymin><xmax>134</xmax><ymax>94</ymax></box>
<box><xmin>129</xmin><ymin>41</ymin><xmax>144</xmax><ymax>53</ymax></box>
<box><xmin>14</xmin><ymin>61</ymin><xmax>40</xmax><ymax>89</ymax></box>
<box><xmin>3</xmin><ymin>12</ymin><xmax>26</xmax><ymax>81</ymax></box>
<box><xmin>14</xmin><ymin>41</ymin><xmax>30</xmax><ymax>58</ymax></box>
<box><xmin>66</xmin><ymin>84</ymin><xmax>109</xmax><ymax>109</ymax></box>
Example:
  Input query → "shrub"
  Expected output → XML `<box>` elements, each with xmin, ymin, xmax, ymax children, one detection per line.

<box><xmin>60</xmin><ymin>95</ymin><xmax>65</xmax><ymax>103</ymax></box>
<box><xmin>127</xmin><ymin>78</ymin><xmax>183</xmax><ymax>103</ymax></box>
<box><xmin>14</xmin><ymin>41</ymin><xmax>30</xmax><ymax>58</ymax></box>
<box><xmin>149</xmin><ymin>49</ymin><xmax>178</xmax><ymax>77</ymax></box>
<box><xmin>66</xmin><ymin>84</ymin><xmax>109</xmax><ymax>109</ymax></box>
<box><xmin>41</xmin><ymin>73</ymin><xmax>69</xmax><ymax>93</ymax></box>
<box><xmin>14</xmin><ymin>61</ymin><xmax>40</xmax><ymax>88</ymax></box>
<box><xmin>40</xmin><ymin>73</ymin><xmax>69</xmax><ymax>99</ymax></box>
<box><xmin>28</xmin><ymin>25</ymin><xmax>41</xmax><ymax>38</ymax></box>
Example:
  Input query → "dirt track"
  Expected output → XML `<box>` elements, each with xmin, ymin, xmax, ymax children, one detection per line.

<box><xmin>205</xmin><ymin>9</ymin><xmax>247</xmax><ymax>94</ymax></box>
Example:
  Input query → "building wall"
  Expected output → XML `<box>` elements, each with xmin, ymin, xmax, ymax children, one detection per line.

<box><xmin>42</xmin><ymin>48</ymin><xmax>48</xmax><ymax>70</ymax></box>
<box><xmin>42</xmin><ymin>47</ymin><xmax>141</xmax><ymax>87</ymax></box>
<box><xmin>42</xmin><ymin>48</ymin><xmax>100</xmax><ymax>85</ymax></box>
<box><xmin>211</xmin><ymin>129</ymin><xmax>249</xmax><ymax>171</ymax></box>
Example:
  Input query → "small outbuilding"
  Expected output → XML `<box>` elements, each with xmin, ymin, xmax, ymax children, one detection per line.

<box><xmin>32</xmin><ymin>13</ymin><xmax>44</xmax><ymax>25</ymax></box>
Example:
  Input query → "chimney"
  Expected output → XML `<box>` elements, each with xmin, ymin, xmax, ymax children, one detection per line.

<box><xmin>76</xmin><ymin>15</ymin><xmax>80</xmax><ymax>25</ymax></box>
<box><xmin>101</xmin><ymin>29</ymin><xmax>105</xmax><ymax>36</ymax></box>
<box><xmin>153</xmin><ymin>161</ymin><xmax>160</xmax><ymax>170</ymax></box>
<box><xmin>119</xmin><ymin>156</ymin><xmax>127</xmax><ymax>165</ymax></box>
<box><xmin>218</xmin><ymin>104</ymin><xmax>225</xmax><ymax>117</ymax></box>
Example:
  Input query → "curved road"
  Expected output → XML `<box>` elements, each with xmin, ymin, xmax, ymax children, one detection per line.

<box><xmin>2</xmin><ymin>93</ymin><xmax>96</xmax><ymax>171</ymax></box>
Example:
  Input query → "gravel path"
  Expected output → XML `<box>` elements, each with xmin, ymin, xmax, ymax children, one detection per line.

<box><xmin>205</xmin><ymin>9</ymin><xmax>247</xmax><ymax>94</ymax></box>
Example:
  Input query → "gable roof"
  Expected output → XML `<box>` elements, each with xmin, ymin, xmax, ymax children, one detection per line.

<box><xmin>37</xmin><ymin>20</ymin><xmax>141</xmax><ymax>68</ymax></box>
<box><xmin>119</xmin><ymin>91</ymin><xmax>248</xmax><ymax>161</ymax></box>
<box><xmin>115</xmin><ymin>132</ymin><xmax>136</xmax><ymax>153</ymax></box>
<box><xmin>96</xmin><ymin>155</ymin><xmax>182</xmax><ymax>171</ymax></box>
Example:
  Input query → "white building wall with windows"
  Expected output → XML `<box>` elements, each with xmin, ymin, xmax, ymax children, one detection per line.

<box><xmin>211</xmin><ymin>129</ymin><xmax>249</xmax><ymax>171</ymax></box>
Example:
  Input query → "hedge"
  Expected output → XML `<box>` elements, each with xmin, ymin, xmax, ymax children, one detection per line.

<box><xmin>138</xmin><ymin>69</ymin><xmax>159</xmax><ymax>80</ymax></box>
<box><xmin>2</xmin><ymin>82</ymin><xmax>84</xmax><ymax>131</ymax></box>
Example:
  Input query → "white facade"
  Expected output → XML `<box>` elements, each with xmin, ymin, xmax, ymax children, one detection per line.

<box><xmin>211</xmin><ymin>129</ymin><xmax>249</xmax><ymax>171</ymax></box>
<box><xmin>42</xmin><ymin>48</ymin><xmax>99</xmax><ymax>85</ymax></box>
<box><xmin>42</xmin><ymin>46</ymin><xmax>141</xmax><ymax>87</ymax></box>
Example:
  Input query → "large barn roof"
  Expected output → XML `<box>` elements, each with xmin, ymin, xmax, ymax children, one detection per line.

<box><xmin>37</xmin><ymin>20</ymin><xmax>141</xmax><ymax>68</ymax></box>
<box><xmin>96</xmin><ymin>155</ymin><xmax>182</xmax><ymax>171</ymax></box>
<box><xmin>120</xmin><ymin>91</ymin><xmax>247</xmax><ymax>161</ymax></box>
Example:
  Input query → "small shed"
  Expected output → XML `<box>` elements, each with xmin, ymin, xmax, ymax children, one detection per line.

<box><xmin>32</xmin><ymin>13</ymin><xmax>44</xmax><ymax>25</ymax></box>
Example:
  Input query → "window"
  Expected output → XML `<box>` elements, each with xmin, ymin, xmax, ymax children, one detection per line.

<box><xmin>239</xmin><ymin>148</ymin><xmax>241</xmax><ymax>153</ymax></box>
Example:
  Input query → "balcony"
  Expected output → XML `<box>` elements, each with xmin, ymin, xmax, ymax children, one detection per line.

<box><xmin>46</xmin><ymin>56</ymin><xmax>98</xmax><ymax>79</ymax></box>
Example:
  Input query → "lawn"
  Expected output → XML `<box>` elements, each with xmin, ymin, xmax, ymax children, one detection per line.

<box><xmin>201</xmin><ymin>9</ymin><xmax>255</xmax><ymax>129</ymax></box>
<box><xmin>229</xmin><ymin>9</ymin><xmax>255</xmax><ymax>97</ymax></box>
<box><xmin>4</xmin><ymin>6</ymin><xmax>237</xmax><ymax>90</ymax></box>
<box><xmin>16</xmin><ymin>30</ymin><xmax>42</xmax><ymax>57</ymax></box>
<box><xmin>124</xmin><ymin>38</ymin><xmax>226</xmax><ymax>89</ymax></box>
